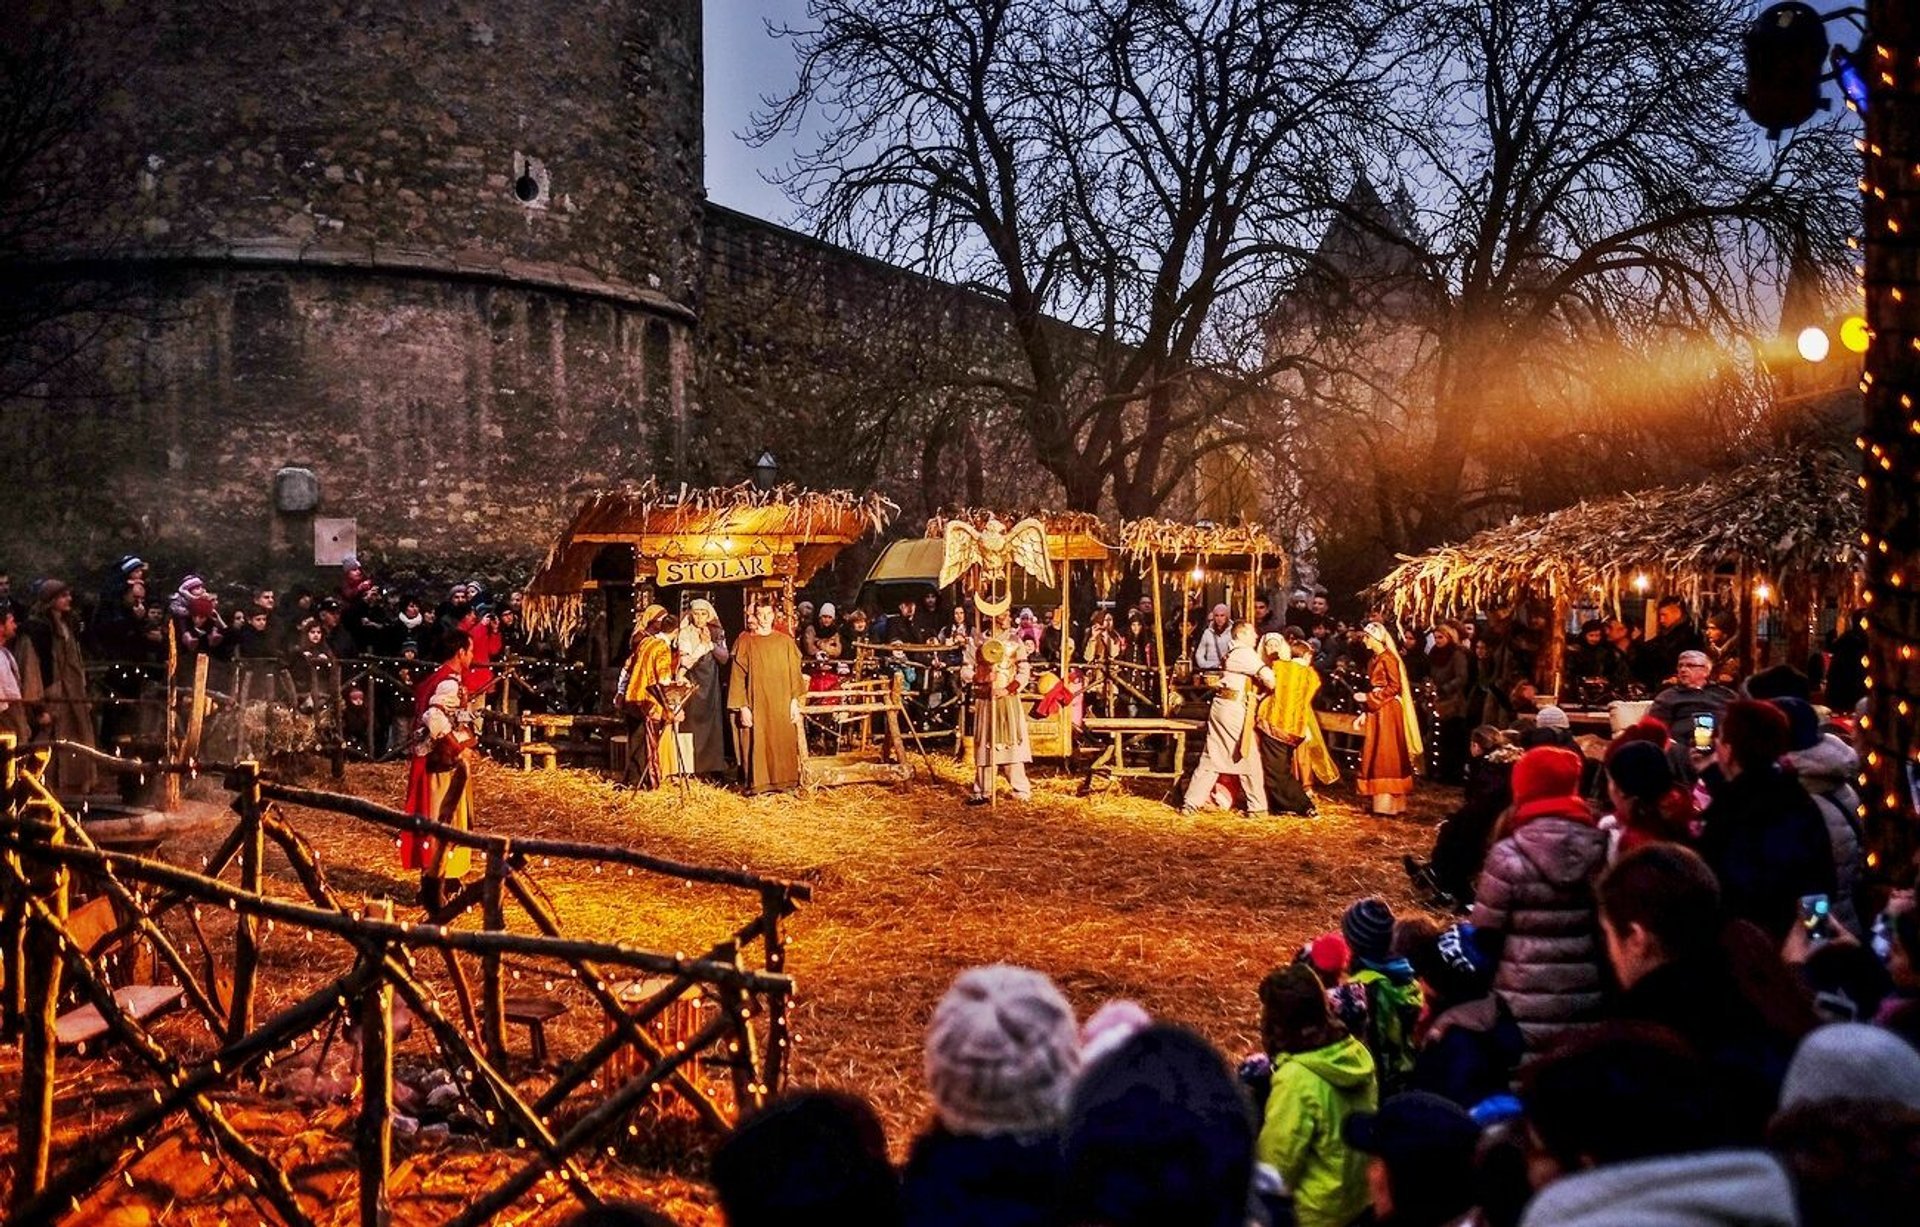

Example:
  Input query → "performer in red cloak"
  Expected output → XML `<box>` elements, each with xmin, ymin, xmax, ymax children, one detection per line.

<box><xmin>404</xmin><ymin>647</ymin><xmax>478</xmax><ymax>913</ymax></box>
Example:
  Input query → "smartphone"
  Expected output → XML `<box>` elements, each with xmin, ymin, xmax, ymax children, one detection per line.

<box><xmin>1799</xmin><ymin>894</ymin><xmax>1832</xmax><ymax>944</ymax></box>
<box><xmin>1692</xmin><ymin>714</ymin><xmax>1716</xmax><ymax>751</ymax></box>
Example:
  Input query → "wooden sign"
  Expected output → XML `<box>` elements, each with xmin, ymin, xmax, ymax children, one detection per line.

<box><xmin>656</xmin><ymin>553</ymin><xmax>774</xmax><ymax>586</ymax></box>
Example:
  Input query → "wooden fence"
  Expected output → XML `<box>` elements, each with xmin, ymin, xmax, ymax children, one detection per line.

<box><xmin>0</xmin><ymin>732</ymin><xmax>807</xmax><ymax>1225</ymax></box>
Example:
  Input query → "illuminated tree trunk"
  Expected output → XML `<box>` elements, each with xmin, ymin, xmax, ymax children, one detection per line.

<box><xmin>1861</xmin><ymin>0</ymin><xmax>1920</xmax><ymax>878</ymax></box>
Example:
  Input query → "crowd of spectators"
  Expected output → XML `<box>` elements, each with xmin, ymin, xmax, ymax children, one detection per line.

<box><xmin>573</xmin><ymin>624</ymin><xmax>1913</xmax><ymax>1227</ymax></box>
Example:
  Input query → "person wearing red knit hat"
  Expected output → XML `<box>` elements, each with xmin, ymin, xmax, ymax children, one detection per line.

<box><xmin>1467</xmin><ymin>746</ymin><xmax>1609</xmax><ymax>1047</ymax></box>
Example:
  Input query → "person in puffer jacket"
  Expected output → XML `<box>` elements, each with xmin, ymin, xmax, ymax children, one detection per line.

<box><xmin>1469</xmin><ymin>745</ymin><xmax>1611</xmax><ymax>1048</ymax></box>
<box><xmin>1773</xmin><ymin>696</ymin><xmax>1866</xmax><ymax>938</ymax></box>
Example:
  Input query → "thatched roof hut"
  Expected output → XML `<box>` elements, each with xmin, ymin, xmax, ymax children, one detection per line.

<box><xmin>524</xmin><ymin>482</ymin><xmax>894</xmax><ymax>642</ymax></box>
<box><xmin>1368</xmin><ymin>448</ymin><xmax>1861</xmax><ymax>625</ymax></box>
<box><xmin>1119</xmin><ymin>518</ymin><xmax>1288</xmax><ymax>577</ymax></box>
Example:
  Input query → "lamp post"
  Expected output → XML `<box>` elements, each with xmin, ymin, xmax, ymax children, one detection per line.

<box><xmin>752</xmin><ymin>451</ymin><xmax>778</xmax><ymax>492</ymax></box>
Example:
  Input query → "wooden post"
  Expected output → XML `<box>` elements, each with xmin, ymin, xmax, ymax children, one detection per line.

<box><xmin>1544</xmin><ymin>589</ymin><xmax>1570</xmax><ymax>699</ymax></box>
<box><xmin>358</xmin><ymin>905</ymin><xmax>395</xmax><ymax>1227</ymax></box>
<box><xmin>760</xmin><ymin>886</ymin><xmax>791</xmax><ymax>1095</ymax></box>
<box><xmin>1150</xmin><ymin>554</ymin><xmax>1170</xmax><ymax>715</ymax></box>
<box><xmin>2</xmin><ymin>733</ymin><xmax>22</xmax><ymax>1040</ymax></box>
<box><xmin>229</xmin><ymin>760</ymin><xmax>264</xmax><ymax>1041</ymax></box>
<box><xmin>13</xmin><ymin>788</ymin><xmax>66</xmax><ymax>1211</ymax></box>
<box><xmin>481</xmin><ymin>849</ymin><xmax>508</xmax><ymax>1063</ymax></box>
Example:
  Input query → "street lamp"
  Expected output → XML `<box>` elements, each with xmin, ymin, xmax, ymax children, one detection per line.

<box><xmin>752</xmin><ymin>450</ymin><xmax>778</xmax><ymax>492</ymax></box>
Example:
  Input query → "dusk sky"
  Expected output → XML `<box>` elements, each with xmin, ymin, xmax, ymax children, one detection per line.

<box><xmin>704</xmin><ymin>0</ymin><xmax>811</xmax><ymax>223</ymax></box>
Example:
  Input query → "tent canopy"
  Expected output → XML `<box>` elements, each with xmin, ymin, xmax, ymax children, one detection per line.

<box><xmin>1367</xmin><ymin>448</ymin><xmax>1862</xmax><ymax>623</ymax></box>
<box><xmin>1119</xmin><ymin>517</ymin><xmax>1288</xmax><ymax>581</ymax></box>
<box><xmin>524</xmin><ymin>481</ymin><xmax>894</xmax><ymax>642</ymax></box>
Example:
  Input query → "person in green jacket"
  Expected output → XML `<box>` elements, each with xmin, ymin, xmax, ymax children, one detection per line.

<box><xmin>1257</xmin><ymin>963</ymin><xmax>1379</xmax><ymax>1227</ymax></box>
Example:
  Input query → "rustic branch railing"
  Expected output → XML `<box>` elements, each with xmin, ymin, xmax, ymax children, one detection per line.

<box><xmin>0</xmin><ymin>733</ymin><xmax>807</xmax><ymax>1225</ymax></box>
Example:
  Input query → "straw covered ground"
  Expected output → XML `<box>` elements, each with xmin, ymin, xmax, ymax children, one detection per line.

<box><xmin>10</xmin><ymin>753</ymin><xmax>1445</xmax><ymax>1224</ymax></box>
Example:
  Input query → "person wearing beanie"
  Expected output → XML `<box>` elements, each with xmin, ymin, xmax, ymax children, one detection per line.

<box><xmin>1060</xmin><ymin>1025</ymin><xmax>1257</xmax><ymax>1227</ymax></box>
<box><xmin>711</xmin><ymin>1090</ymin><xmax>903</xmax><ymax>1227</ymax></box>
<box><xmin>1779</xmin><ymin>1022</ymin><xmax>1920</xmax><ymax>1112</ymax></box>
<box><xmin>902</xmin><ymin>965</ymin><xmax>1077</xmax><ymax>1227</ymax></box>
<box><xmin>1330</xmin><ymin>897</ymin><xmax>1425</xmax><ymax>1098</ymax></box>
<box><xmin>1407</xmin><ymin>924</ymin><xmax>1525</xmax><ymax>1111</ymax></box>
<box><xmin>1343</xmin><ymin>1091</ymin><xmax>1482</xmax><ymax>1227</ymax></box>
<box><xmin>1255</xmin><ymin>965</ymin><xmax>1377</xmax><ymax>1227</ymax></box>
<box><xmin>1296</xmin><ymin>932</ymin><xmax>1351</xmax><ymax>989</ymax></box>
<box><xmin>1600</xmin><ymin>738</ymin><xmax>1696</xmax><ymax>856</ymax></box>
<box><xmin>1768</xmin><ymin>1097</ymin><xmax>1920</xmax><ymax>1227</ymax></box>
<box><xmin>1774</xmin><ymin>696</ymin><xmax>1866</xmax><ymax>939</ymax></box>
<box><xmin>1468</xmin><ymin>745</ymin><xmax>1609</xmax><ymax>1047</ymax></box>
<box><xmin>1697</xmin><ymin>699</ymin><xmax>1837</xmax><ymax>942</ymax></box>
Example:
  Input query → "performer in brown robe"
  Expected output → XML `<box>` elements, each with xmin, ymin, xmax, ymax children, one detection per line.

<box><xmin>17</xmin><ymin>580</ymin><xmax>96</xmax><ymax>794</ymax></box>
<box><xmin>1357</xmin><ymin>621</ymin><xmax>1423</xmax><ymax>815</ymax></box>
<box><xmin>727</xmin><ymin>601</ymin><xmax>805</xmax><ymax>794</ymax></box>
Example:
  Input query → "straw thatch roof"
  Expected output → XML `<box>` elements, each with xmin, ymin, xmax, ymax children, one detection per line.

<box><xmin>524</xmin><ymin>482</ymin><xmax>894</xmax><ymax>642</ymax></box>
<box><xmin>1369</xmin><ymin>448</ymin><xmax>1862</xmax><ymax>622</ymax></box>
<box><xmin>1119</xmin><ymin>518</ymin><xmax>1288</xmax><ymax>580</ymax></box>
<box><xmin>924</xmin><ymin>509</ymin><xmax>1117</xmax><ymax>563</ymax></box>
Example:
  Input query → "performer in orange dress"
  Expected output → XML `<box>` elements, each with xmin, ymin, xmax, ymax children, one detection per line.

<box><xmin>1357</xmin><ymin>621</ymin><xmax>1423</xmax><ymax>815</ymax></box>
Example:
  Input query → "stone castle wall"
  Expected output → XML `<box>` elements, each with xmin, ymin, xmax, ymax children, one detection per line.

<box><xmin>0</xmin><ymin>0</ymin><xmax>702</xmax><ymax>585</ymax></box>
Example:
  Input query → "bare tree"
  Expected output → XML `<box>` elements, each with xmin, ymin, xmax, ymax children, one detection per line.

<box><xmin>753</xmin><ymin>0</ymin><xmax>1404</xmax><ymax>517</ymax></box>
<box><xmin>1288</xmin><ymin>0</ymin><xmax>1856</xmax><ymax>566</ymax></box>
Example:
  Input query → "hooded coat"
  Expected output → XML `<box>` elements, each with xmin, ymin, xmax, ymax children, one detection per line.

<box><xmin>1257</xmin><ymin>1036</ymin><xmax>1378</xmax><ymax>1227</ymax></box>
<box><xmin>1469</xmin><ymin>813</ymin><xmax>1610</xmax><ymax>1046</ymax></box>
<box><xmin>1782</xmin><ymin>733</ymin><xmax>1866</xmax><ymax>938</ymax></box>
<box><xmin>1698</xmin><ymin>764</ymin><xmax>1837</xmax><ymax>943</ymax></box>
<box><xmin>1516</xmin><ymin>1150</ymin><xmax>1797</xmax><ymax>1227</ymax></box>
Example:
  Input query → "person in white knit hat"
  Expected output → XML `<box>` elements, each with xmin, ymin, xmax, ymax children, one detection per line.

<box><xmin>901</xmin><ymin>964</ymin><xmax>1080</xmax><ymax>1226</ymax></box>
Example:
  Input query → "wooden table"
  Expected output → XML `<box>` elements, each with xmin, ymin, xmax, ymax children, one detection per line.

<box><xmin>1079</xmin><ymin>716</ymin><xmax>1204</xmax><ymax>794</ymax></box>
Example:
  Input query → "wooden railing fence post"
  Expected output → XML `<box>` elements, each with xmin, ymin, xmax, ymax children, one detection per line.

<box><xmin>12</xmin><ymin>781</ymin><xmax>67</xmax><ymax>1211</ymax></box>
<box><xmin>481</xmin><ymin>847</ymin><xmax>508</xmax><ymax>1062</ymax></box>
<box><xmin>229</xmin><ymin>760</ymin><xmax>264</xmax><ymax>1041</ymax></box>
<box><xmin>358</xmin><ymin>901</ymin><xmax>395</xmax><ymax>1227</ymax></box>
<box><xmin>760</xmin><ymin>886</ymin><xmax>792</xmax><ymax>1095</ymax></box>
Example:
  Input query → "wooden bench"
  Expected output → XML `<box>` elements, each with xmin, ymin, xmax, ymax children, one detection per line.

<box><xmin>504</xmin><ymin>994</ymin><xmax>568</xmax><ymax>1067</ymax></box>
<box><xmin>54</xmin><ymin>896</ymin><xmax>183</xmax><ymax>1050</ymax></box>
<box><xmin>1079</xmin><ymin>717</ymin><xmax>1205</xmax><ymax>794</ymax></box>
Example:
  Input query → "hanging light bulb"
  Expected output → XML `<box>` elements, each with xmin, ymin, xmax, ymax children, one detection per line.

<box><xmin>1797</xmin><ymin>325</ymin><xmax>1831</xmax><ymax>362</ymax></box>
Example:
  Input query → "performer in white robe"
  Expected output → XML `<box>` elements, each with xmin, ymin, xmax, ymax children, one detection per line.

<box><xmin>1180</xmin><ymin>622</ymin><xmax>1274</xmax><ymax>816</ymax></box>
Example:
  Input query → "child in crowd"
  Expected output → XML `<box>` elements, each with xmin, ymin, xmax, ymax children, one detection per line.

<box><xmin>1407</xmin><ymin>923</ymin><xmax>1525</xmax><ymax>1112</ymax></box>
<box><xmin>1330</xmin><ymin>897</ymin><xmax>1425</xmax><ymax>1097</ymax></box>
<box><xmin>901</xmin><ymin>965</ymin><xmax>1078</xmax><ymax>1227</ymax></box>
<box><xmin>1256</xmin><ymin>963</ymin><xmax>1377</xmax><ymax>1227</ymax></box>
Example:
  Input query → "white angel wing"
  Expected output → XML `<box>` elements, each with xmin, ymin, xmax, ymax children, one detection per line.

<box><xmin>1005</xmin><ymin>518</ymin><xmax>1055</xmax><ymax>587</ymax></box>
<box><xmin>939</xmin><ymin>521</ymin><xmax>985</xmax><ymax>590</ymax></box>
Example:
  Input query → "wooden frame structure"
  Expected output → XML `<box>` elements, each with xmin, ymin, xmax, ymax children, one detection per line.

<box><xmin>1120</xmin><ymin>518</ymin><xmax>1289</xmax><ymax>716</ymax></box>
<box><xmin>0</xmin><ymin>732</ymin><xmax>805</xmax><ymax>1225</ymax></box>
<box><xmin>523</xmin><ymin>481</ymin><xmax>895</xmax><ymax>645</ymax></box>
<box><xmin>924</xmin><ymin>510</ymin><xmax>1119</xmax><ymax>763</ymax></box>
<box><xmin>1368</xmin><ymin>448</ymin><xmax>1863</xmax><ymax>691</ymax></box>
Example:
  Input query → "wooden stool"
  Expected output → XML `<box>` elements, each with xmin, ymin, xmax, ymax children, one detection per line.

<box><xmin>504</xmin><ymin>994</ymin><xmax>568</xmax><ymax>1067</ymax></box>
<box><xmin>518</xmin><ymin>741</ymin><xmax>558</xmax><ymax>771</ymax></box>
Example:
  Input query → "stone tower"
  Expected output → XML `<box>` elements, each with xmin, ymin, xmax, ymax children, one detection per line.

<box><xmin>1</xmin><ymin>0</ymin><xmax>703</xmax><ymax>581</ymax></box>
